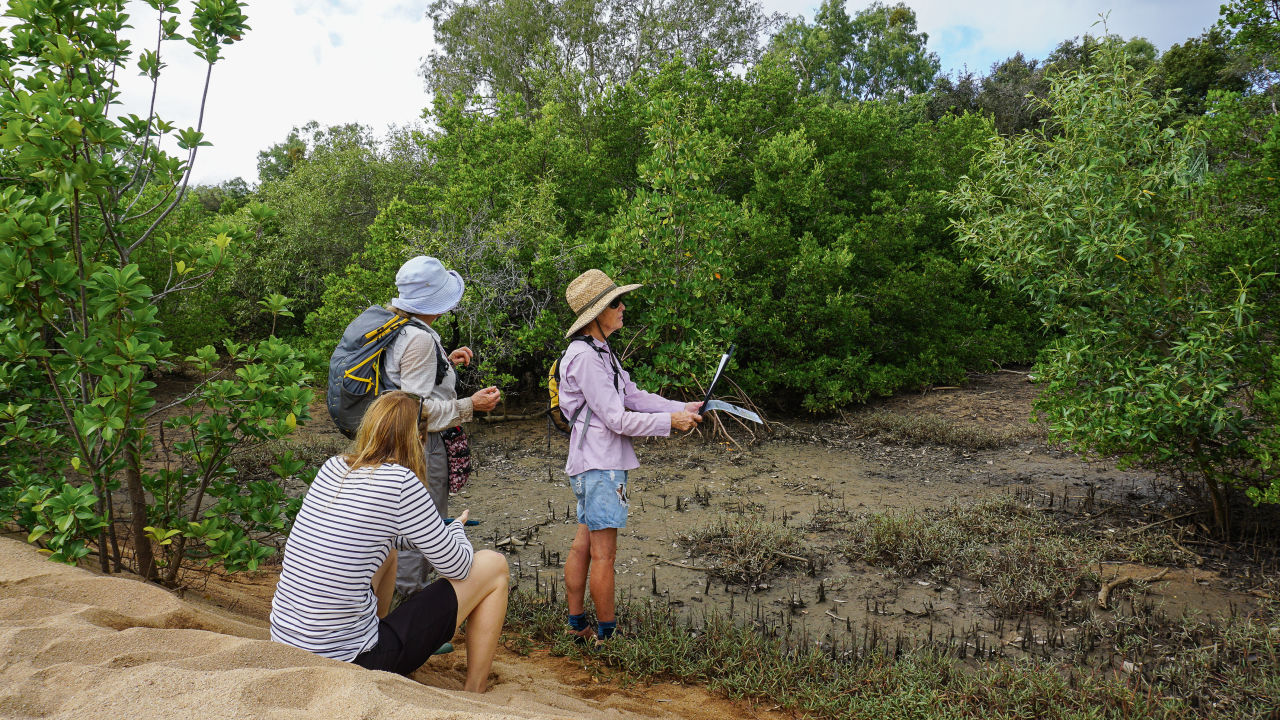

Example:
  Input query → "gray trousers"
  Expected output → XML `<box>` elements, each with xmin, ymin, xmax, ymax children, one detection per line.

<box><xmin>395</xmin><ymin>430</ymin><xmax>448</xmax><ymax>594</ymax></box>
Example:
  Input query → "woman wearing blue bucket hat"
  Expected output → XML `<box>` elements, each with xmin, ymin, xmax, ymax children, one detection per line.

<box><xmin>384</xmin><ymin>256</ymin><xmax>501</xmax><ymax>602</ymax></box>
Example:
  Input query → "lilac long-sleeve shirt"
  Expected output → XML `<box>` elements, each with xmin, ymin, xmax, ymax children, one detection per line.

<box><xmin>559</xmin><ymin>339</ymin><xmax>685</xmax><ymax>476</ymax></box>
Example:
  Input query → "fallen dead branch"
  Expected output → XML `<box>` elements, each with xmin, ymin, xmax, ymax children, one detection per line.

<box><xmin>772</xmin><ymin>551</ymin><xmax>810</xmax><ymax>565</ymax></box>
<box><xmin>654</xmin><ymin>559</ymin><xmax>715</xmax><ymax>572</ymax></box>
<box><xmin>1098</xmin><ymin>568</ymin><xmax>1170</xmax><ymax>609</ymax></box>
<box><xmin>478</xmin><ymin>413</ymin><xmax>541</xmax><ymax>423</ymax></box>
<box><xmin>1171</xmin><ymin>538</ymin><xmax>1205</xmax><ymax>566</ymax></box>
<box><xmin>1124</xmin><ymin>511</ymin><xmax>1200</xmax><ymax>536</ymax></box>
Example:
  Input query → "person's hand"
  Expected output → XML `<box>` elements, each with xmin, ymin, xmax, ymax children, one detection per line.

<box><xmin>449</xmin><ymin>347</ymin><xmax>474</xmax><ymax>366</ymax></box>
<box><xmin>683</xmin><ymin>401</ymin><xmax>703</xmax><ymax>414</ymax></box>
<box><xmin>670</xmin><ymin>410</ymin><xmax>702</xmax><ymax>432</ymax></box>
<box><xmin>454</xmin><ymin>509</ymin><xmax>470</xmax><ymax>526</ymax></box>
<box><xmin>471</xmin><ymin>386</ymin><xmax>501</xmax><ymax>412</ymax></box>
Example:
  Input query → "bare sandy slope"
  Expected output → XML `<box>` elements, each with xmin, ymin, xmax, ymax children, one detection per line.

<box><xmin>0</xmin><ymin>537</ymin><xmax>770</xmax><ymax>720</ymax></box>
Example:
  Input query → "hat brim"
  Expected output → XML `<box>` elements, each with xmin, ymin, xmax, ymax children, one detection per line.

<box><xmin>391</xmin><ymin>270</ymin><xmax>465</xmax><ymax>316</ymax></box>
<box><xmin>565</xmin><ymin>283</ymin><xmax>642</xmax><ymax>339</ymax></box>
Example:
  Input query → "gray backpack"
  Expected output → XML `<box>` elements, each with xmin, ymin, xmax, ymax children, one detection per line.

<box><xmin>326</xmin><ymin>306</ymin><xmax>446</xmax><ymax>439</ymax></box>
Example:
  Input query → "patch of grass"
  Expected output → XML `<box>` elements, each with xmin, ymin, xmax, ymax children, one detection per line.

<box><xmin>978</xmin><ymin>533</ymin><xmax>1100</xmax><ymax>616</ymax></box>
<box><xmin>847</xmin><ymin>411</ymin><xmax>1040</xmax><ymax>449</ymax></box>
<box><xmin>501</xmin><ymin>583</ymin><xmax>1279</xmax><ymax>719</ymax></box>
<box><xmin>837</xmin><ymin>510</ymin><xmax>970</xmax><ymax>577</ymax></box>
<box><xmin>679</xmin><ymin>513</ymin><xmax>812</xmax><ymax>586</ymax></box>
<box><xmin>833</xmin><ymin>496</ymin><xmax>1197</xmax><ymax>617</ymax></box>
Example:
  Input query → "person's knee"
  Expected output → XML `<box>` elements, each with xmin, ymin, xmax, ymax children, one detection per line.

<box><xmin>473</xmin><ymin>549</ymin><xmax>509</xmax><ymax>588</ymax></box>
<box><xmin>588</xmin><ymin>540</ymin><xmax>616</xmax><ymax>564</ymax></box>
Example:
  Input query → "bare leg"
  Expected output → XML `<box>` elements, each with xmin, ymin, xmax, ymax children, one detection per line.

<box><xmin>587</xmin><ymin>528</ymin><xmax>617</xmax><ymax>623</ymax></box>
<box><xmin>447</xmin><ymin>549</ymin><xmax>509</xmax><ymax>693</ymax></box>
<box><xmin>372</xmin><ymin>552</ymin><xmax>397</xmax><ymax>619</ymax></box>
<box><xmin>564</xmin><ymin>524</ymin><xmax>591</xmax><ymax>616</ymax></box>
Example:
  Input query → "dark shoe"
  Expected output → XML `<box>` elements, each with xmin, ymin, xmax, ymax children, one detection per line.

<box><xmin>433</xmin><ymin>642</ymin><xmax>454</xmax><ymax>655</ymax></box>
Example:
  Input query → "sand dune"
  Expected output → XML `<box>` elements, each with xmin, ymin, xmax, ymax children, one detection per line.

<box><xmin>0</xmin><ymin>537</ymin><xmax>731</xmax><ymax>720</ymax></box>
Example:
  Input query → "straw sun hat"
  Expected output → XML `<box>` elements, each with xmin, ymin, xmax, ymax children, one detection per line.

<box><xmin>564</xmin><ymin>269</ymin><xmax>642</xmax><ymax>339</ymax></box>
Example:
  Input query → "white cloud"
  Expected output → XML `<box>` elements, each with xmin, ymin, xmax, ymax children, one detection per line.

<box><xmin>112</xmin><ymin>1</ymin><xmax>1222</xmax><ymax>187</ymax></box>
<box><xmin>117</xmin><ymin>1</ymin><xmax>434</xmax><ymax>185</ymax></box>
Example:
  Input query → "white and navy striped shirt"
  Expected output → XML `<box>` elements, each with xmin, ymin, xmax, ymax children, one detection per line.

<box><xmin>269</xmin><ymin>456</ymin><xmax>474</xmax><ymax>661</ymax></box>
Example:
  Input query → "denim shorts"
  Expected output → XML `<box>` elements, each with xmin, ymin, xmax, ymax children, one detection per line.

<box><xmin>570</xmin><ymin>469</ymin><xmax>628</xmax><ymax>530</ymax></box>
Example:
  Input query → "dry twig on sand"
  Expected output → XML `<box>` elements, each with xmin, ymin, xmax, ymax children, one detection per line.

<box><xmin>654</xmin><ymin>559</ymin><xmax>714</xmax><ymax>572</ymax></box>
<box><xmin>1098</xmin><ymin>568</ymin><xmax>1170</xmax><ymax>609</ymax></box>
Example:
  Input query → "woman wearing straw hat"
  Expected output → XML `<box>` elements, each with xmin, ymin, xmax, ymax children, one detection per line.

<box><xmin>384</xmin><ymin>256</ymin><xmax>501</xmax><ymax>601</ymax></box>
<box><xmin>557</xmin><ymin>269</ymin><xmax>702</xmax><ymax>642</ymax></box>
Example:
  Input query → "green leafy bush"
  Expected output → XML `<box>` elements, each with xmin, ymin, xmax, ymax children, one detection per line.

<box><xmin>309</xmin><ymin>56</ymin><xmax>1038</xmax><ymax>408</ymax></box>
<box><xmin>949</xmin><ymin>40</ymin><xmax>1280</xmax><ymax>528</ymax></box>
<box><xmin>0</xmin><ymin>0</ymin><xmax>313</xmax><ymax>580</ymax></box>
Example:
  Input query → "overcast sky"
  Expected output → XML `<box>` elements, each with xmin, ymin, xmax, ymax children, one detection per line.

<box><xmin>113</xmin><ymin>0</ymin><xmax>1224</xmax><ymax>186</ymax></box>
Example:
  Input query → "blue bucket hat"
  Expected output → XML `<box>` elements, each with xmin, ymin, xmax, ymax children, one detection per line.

<box><xmin>390</xmin><ymin>256</ymin><xmax>465</xmax><ymax>316</ymax></box>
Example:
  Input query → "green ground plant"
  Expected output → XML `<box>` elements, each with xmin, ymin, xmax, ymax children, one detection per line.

<box><xmin>501</xmin><ymin>580</ymin><xmax>1278</xmax><ymax>718</ymax></box>
<box><xmin>680</xmin><ymin>512</ymin><xmax>812</xmax><ymax>586</ymax></box>
<box><xmin>830</xmin><ymin>496</ymin><xmax>1199</xmax><ymax>616</ymax></box>
<box><xmin>0</xmin><ymin>0</ymin><xmax>311</xmax><ymax>580</ymax></box>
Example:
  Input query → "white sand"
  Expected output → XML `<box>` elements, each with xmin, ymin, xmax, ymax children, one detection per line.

<box><xmin>0</xmin><ymin>537</ymin><xmax>731</xmax><ymax>720</ymax></box>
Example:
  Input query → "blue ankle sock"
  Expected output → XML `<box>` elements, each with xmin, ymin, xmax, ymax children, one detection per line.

<box><xmin>597</xmin><ymin>620</ymin><xmax>616</xmax><ymax>639</ymax></box>
<box><xmin>568</xmin><ymin>613</ymin><xmax>588</xmax><ymax>631</ymax></box>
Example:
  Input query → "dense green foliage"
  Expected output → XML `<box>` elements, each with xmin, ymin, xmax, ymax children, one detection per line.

<box><xmin>770</xmin><ymin>0</ymin><xmax>940</xmax><ymax>102</ymax></box>
<box><xmin>950</xmin><ymin>42</ymin><xmax>1280</xmax><ymax>530</ymax></box>
<box><xmin>308</xmin><ymin>55</ymin><xmax>1038</xmax><ymax>409</ymax></box>
<box><xmin>0</xmin><ymin>0</ymin><xmax>312</xmax><ymax>579</ymax></box>
<box><xmin>422</xmin><ymin>0</ymin><xmax>782</xmax><ymax>111</ymax></box>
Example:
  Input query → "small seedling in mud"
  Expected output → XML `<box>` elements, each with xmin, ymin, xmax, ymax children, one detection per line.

<box><xmin>693</xmin><ymin>485</ymin><xmax>712</xmax><ymax>507</ymax></box>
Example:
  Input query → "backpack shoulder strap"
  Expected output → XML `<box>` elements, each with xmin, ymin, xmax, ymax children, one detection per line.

<box><xmin>564</xmin><ymin>335</ymin><xmax>620</xmax><ymax>392</ymax></box>
<box><xmin>402</xmin><ymin>317</ymin><xmax>451</xmax><ymax>387</ymax></box>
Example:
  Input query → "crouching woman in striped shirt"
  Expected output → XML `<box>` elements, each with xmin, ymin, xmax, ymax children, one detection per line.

<box><xmin>270</xmin><ymin>391</ymin><xmax>509</xmax><ymax>692</ymax></box>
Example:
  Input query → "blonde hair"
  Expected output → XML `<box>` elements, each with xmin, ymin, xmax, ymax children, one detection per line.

<box><xmin>342</xmin><ymin>391</ymin><xmax>430</xmax><ymax>488</ymax></box>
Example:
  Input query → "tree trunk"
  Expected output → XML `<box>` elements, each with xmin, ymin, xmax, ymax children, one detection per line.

<box><xmin>125</xmin><ymin>455</ymin><xmax>155</xmax><ymax>581</ymax></box>
<box><xmin>106</xmin><ymin>487</ymin><xmax>123</xmax><ymax>572</ymax></box>
<box><xmin>1205</xmin><ymin>475</ymin><xmax>1231</xmax><ymax>538</ymax></box>
<box><xmin>95</xmin><ymin>487</ymin><xmax>111</xmax><ymax>574</ymax></box>
<box><xmin>165</xmin><ymin>535</ymin><xmax>186</xmax><ymax>585</ymax></box>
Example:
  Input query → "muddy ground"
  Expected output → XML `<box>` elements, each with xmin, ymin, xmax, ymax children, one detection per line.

<box><xmin>239</xmin><ymin>370</ymin><xmax>1273</xmax><ymax>671</ymax></box>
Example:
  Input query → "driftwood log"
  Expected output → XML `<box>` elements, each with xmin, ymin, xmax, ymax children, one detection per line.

<box><xmin>1098</xmin><ymin>568</ymin><xmax>1170</xmax><ymax>609</ymax></box>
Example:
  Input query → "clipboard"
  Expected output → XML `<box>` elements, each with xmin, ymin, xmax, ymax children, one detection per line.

<box><xmin>697</xmin><ymin>345</ymin><xmax>763</xmax><ymax>424</ymax></box>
